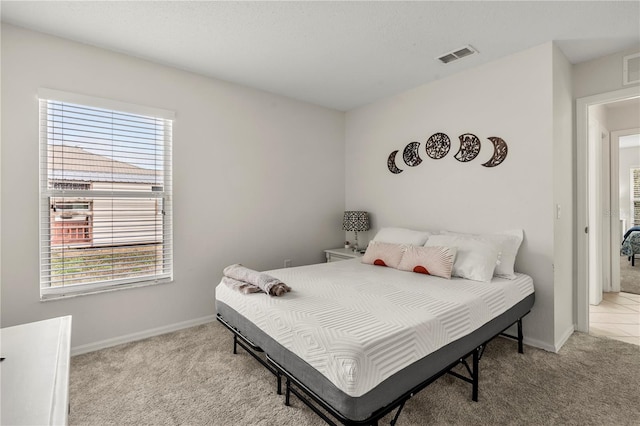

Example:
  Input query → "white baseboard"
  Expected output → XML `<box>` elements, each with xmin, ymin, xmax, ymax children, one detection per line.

<box><xmin>71</xmin><ymin>315</ymin><xmax>216</xmax><ymax>356</ymax></box>
<box><xmin>501</xmin><ymin>323</ymin><xmax>556</xmax><ymax>353</ymax></box>
<box><xmin>523</xmin><ymin>336</ymin><xmax>557</xmax><ymax>353</ymax></box>
<box><xmin>521</xmin><ymin>324</ymin><xmax>574</xmax><ymax>353</ymax></box>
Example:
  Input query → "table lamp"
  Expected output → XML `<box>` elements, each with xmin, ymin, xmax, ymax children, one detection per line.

<box><xmin>342</xmin><ymin>211</ymin><xmax>370</xmax><ymax>251</ymax></box>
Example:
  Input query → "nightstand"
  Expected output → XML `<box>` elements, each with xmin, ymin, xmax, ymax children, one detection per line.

<box><xmin>324</xmin><ymin>248</ymin><xmax>363</xmax><ymax>263</ymax></box>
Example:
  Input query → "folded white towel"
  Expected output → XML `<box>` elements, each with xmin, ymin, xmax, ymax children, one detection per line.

<box><xmin>222</xmin><ymin>276</ymin><xmax>261</xmax><ymax>294</ymax></box>
<box><xmin>223</xmin><ymin>264</ymin><xmax>291</xmax><ymax>296</ymax></box>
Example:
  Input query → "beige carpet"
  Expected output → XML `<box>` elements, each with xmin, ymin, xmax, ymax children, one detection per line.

<box><xmin>69</xmin><ymin>321</ymin><xmax>640</xmax><ymax>426</ymax></box>
<box><xmin>620</xmin><ymin>255</ymin><xmax>640</xmax><ymax>295</ymax></box>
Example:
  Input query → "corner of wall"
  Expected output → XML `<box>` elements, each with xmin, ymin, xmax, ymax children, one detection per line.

<box><xmin>551</xmin><ymin>42</ymin><xmax>575</xmax><ymax>342</ymax></box>
<box><xmin>554</xmin><ymin>324</ymin><xmax>576</xmax><ymax>353</ymax></box>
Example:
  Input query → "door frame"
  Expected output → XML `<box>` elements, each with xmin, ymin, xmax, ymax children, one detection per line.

<box><xmin>576</xmin><ymin>86</ymin><xmax>640</xmax><ymax>332</ymax></box>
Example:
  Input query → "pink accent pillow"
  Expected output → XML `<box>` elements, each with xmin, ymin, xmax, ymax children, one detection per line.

<box><xmin>397</xmin><ymin>245</ymin><xmax>457</xmax><ymax>279</ymax></box>
<box><xmin>361</xmin><ymin>241</ymin><xmax>405</xmax><ymax>268</ymax></box>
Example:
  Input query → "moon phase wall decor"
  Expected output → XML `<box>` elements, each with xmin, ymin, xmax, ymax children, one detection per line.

<box><xmin>454</xmin><ymin>133</ymin><xmax>481</xmax><ymax>162</ymax></box>
<box><xmin>387</xmin><ymin>133</ymin><xmax>508</xmax><ymax>174</ymax></box>
<box><xmin>387</xmin><ymin>150</ymin><xmax>403</xmax><ymax>174</ymax></box>
<box><xmin>481</xmin><ymin>137</ymin><xmax>508</xmax><ymax>168</ymax></box>
<box><xmin>402</xmin><ymin>141</ymin><xmax>422</xmax><ymax>167</ymax></box>
<box><xmin>425</xmin><ymin>133</ymin><xmax>451</xmax><ymax>159</ymax></box>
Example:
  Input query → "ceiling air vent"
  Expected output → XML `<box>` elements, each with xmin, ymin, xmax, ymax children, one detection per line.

<box><xmin>437</xmin><ymin>45</ymin><xmax>477</xmax><ymax>64</ymax></box>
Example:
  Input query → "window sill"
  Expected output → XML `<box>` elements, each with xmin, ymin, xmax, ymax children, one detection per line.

<box><xmin>40</xmin><ymin>277</ymin><xmax>173</xmax><ymax>301</ymax></box>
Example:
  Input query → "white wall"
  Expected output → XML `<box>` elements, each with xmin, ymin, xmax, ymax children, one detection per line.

<box><xmin>606</xmin><ymin>101</ymin><xmax>640</xmax><ymax>131</ymax></box>
<box><xmin>573</xmin><ymin>45</ymin><xmax>640</xmax><ymax>99</ymax></box>
<box><xmin>0</xmin><ymin>24</ymin><xmax>346</xmax><ymax>350</ymax></box>
<box><xmin>345</xmin><ymin>43</ymin><xmax>565</xmax><ymax>350</ymax></box>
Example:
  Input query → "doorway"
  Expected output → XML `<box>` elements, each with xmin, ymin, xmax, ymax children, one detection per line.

<box><xmin>576</xmin><ymin>87</ymin><xmax>640</xmax><ymax>334</ymax></box>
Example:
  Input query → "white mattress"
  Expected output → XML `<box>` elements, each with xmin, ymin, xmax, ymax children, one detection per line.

<box><xmin>215</xmin><ymin>258</ymin><xmax>534</xmax><ymax>397</ymax></box>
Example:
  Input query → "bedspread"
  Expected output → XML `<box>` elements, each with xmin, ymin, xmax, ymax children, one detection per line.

<box><xmin>621</xmin><ymin>231</ymin><xmax>640</xmax><ymax>258</ymax></box>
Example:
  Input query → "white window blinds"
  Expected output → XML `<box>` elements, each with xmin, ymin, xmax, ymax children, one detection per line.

<box><xmin>39</xmin><ymin>90</ymin><xmax>173</xmax><ymax>298</ymax></box>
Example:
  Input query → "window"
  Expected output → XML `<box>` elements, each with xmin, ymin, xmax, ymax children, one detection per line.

<box><xmin>633</xmin><ymin>167</ymin><xmax>640</xmax><ymax>226</ymax></box>
<box><xmin>39</xmin><ymin>89</ymin><xmax>173</xmax><ymax>299</ymax></box>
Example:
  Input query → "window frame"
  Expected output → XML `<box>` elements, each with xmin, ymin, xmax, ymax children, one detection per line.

<box><xmin>38</xmin><ymin>89</ymin><xmax>174</xmax><ymax>300</ymax></box>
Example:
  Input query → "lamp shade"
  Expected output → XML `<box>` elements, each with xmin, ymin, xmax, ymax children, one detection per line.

<box><xmin>342</xmin><ymin>211</ymin><xmax>370</xmax><ymax>232</ymax></box>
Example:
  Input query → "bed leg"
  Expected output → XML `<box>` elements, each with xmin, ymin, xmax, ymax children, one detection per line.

<box><xmin>285</xmin><ymin>378</ymin><xmax>291</xmax><ymax>406</ymax></box>
<box><xmin>233</xmin><ymin>334</ymin><xmax>237</xmax><ymax>355</ymax></box>
<box><xmin>277</xmin><ymin>372</ymin><xmax>282</xmax><ymax>395</ymax></box>
<box><xmin>472</xmin><ymin>347</ymin><xmax>479</xmax><ymax>402</ymax></box>
<box><xmin>389</xmin><ymin>400</ymin><xmax>406</xmax><ymax>426</ymax></box>
<box><xmin>517</xmin><ymin>318</ymin><xmax>524</xmax><ymax>354</ymax></box>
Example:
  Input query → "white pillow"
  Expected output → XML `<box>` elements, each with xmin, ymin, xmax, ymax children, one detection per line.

<box><xmin>441</xmin><ymin>229</ymin><xmax>523</xmax><ymax>279</ymax></box>
<box><xmin>373</xmin><ymin>227</ymin><xmax>432</xmax><ymax>246</ymax></box>
<box><xmin>425</xmin><ymin>235</ymin><xmax>499</xmax><ymax>282</ymax></box>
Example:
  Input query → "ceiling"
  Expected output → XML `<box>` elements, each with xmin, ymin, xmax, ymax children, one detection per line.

<box><xmin>2</xmin><ymin>1</ymin><xmax>639</xmax><ymax>111</ymax></box>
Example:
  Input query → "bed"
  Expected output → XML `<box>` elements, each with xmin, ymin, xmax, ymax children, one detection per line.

<box><xmin>215</xmin><ymin>257</ymin><xmax>535</xmax><ymax>425</ymax></box>
<box><xmin>621</xmin><ymin>230</ymin><xmax>640</xmax><ymax>266</ymax></box>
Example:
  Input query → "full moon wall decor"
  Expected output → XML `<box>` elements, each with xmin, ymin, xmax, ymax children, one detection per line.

<box><xmin>387</xmin><ymin>133</ymin><xmax>508</xmax><ymax>174</ymax></box>
<box><xmin>425</xmin><ymin>132</ymin><xmax>451</xmax><ymax>160</ymax></box>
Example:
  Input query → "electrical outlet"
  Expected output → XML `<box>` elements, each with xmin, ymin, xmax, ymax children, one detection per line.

<box><xmin>284</xmin><ymin>259</ymin><xmax>292</xmax><ymax>268</ymax></box>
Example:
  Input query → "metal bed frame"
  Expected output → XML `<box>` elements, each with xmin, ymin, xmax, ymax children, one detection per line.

<box><xmin>217</xmin><ymin>311</ymin><xmax>529</xmax><ymax>426</ymax></box>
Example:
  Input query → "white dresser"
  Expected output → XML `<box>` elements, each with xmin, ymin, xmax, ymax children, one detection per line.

<box><xmin>1</xmin><ymin>316</ymin><xmax>72</xmax><ymax>425</ymax></box>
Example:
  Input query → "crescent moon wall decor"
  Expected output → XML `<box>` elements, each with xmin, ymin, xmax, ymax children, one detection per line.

<box><xmin>402</xmin><ymin>141</ymin><xmax>422</xmax><ymax>167</ymax></box>
<box><xmin>425</xmin><ymin>133</ymin><xmax>451</xmax><ymax>159</ymax></box>
<box><xmin>454</xmin><ymin>133</ymin><xmax>481</xmax><ymax>162</ymax></box>
<box><xmin>481</xmin><ymin>137</ymin><xmax>509</xmax><ymax>167</ymax></box>
<box><xmin>387</xmin><ymin>150</ymin><xmax>404</xmax><ymax>174</ymax></box>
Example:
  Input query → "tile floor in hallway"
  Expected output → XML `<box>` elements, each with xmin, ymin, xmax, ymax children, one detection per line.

<box><xmin>590</xmin><ymin>291</ymin><xmax>640</xmax><ymax>346</ymax></box>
